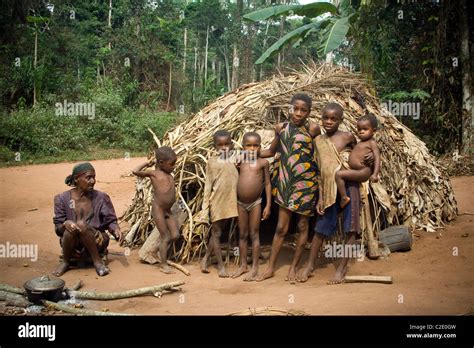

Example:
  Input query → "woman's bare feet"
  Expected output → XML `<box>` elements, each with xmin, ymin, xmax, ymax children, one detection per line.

<box><xmin>297</xmin><ymin>266</ymin><xmax>314</xmax><ymax>283</ymax></box>
<box><xmin>340</xmin><ymin>196</ymin><xmax>351</xmax><ymax>209</ymax></box>
<box><xmin>243</xmin><ymin>267</ymin><xmax>258</xmax><ymax>281</ymax></box>
<box><xmin>159</xmin><ymin>264</ymin><xmax>175</xmax><ymax>274</ymax></box>
<box><xmin>52</xmin><ymin>262</ymin><xmax>70</xmax><ymax>277</ymax></box>
<box><xmin>285</xmin><ymin>267</ymin><xmax>297</xmax><ymax>283</ymax></box>
<box><xmin>218</xmin><ymin>266</ymin><xmax>229</xmax><ymax>278</ymax></box>
<box><xmin>255</xmin><ymin>268</ymin><xmax>274</xmax><ymax>282</ymax></box>
<box><xmin>327</xmin><ymin>264</ymin><xmax>347</xmax><ymax>285</ymax></box>
<box><xmin>231</xmin><ymin>265</ymin><xmax>248</xmax><ymax>279</ymax></box>
<box><xmin>200</xmin><ymin>257</ymin><xmax>210</xmax><ymax>273</ymax></box>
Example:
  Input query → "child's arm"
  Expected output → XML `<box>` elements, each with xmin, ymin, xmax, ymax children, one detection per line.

<box><xmin>369</xmin><ymin>140</ymin><xmax>381</xmax><ymax>182</ymax></box>
<box><xmin>262</xmin><ymin>160</ymin><xmax>272</xmax><ymax>221</ymax></box>
<box><xmin>132</xmin><ymin>160</ymin><xmax>154</xmax><ymax>177</ymax></box>
<box><xmin>260</xmin><ymin>123</ymin><xmax>283</xmax><ymax>158</ymax></box>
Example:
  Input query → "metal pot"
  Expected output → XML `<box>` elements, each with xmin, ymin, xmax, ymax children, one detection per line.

<box><xmin>24</xmin><ymin>275</ymin><xmax>65</xmax><ymax>304</ymax></box>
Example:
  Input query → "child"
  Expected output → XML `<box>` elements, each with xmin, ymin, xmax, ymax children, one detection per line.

<box><xmin>198</xmin><ymin>130</ymin><xmax>239</xmax><ymax>277</ymax></box>
<box><xmin>256</xmin><ymin>93</ymin><xmax>320</xmax><ymax>282</ymax></box>
<box><xmin>132</xmin><ymin>146</ymin><xmax>179</xmax><ymax>274</ymax></box>
<box><xmin>231</xmin><ymin>132</ymin><xmax>271</xmax><ymax>281</ymax></box>
<box><xmin>297</xmin><ymin>103</ymin><xmax>373</xmax><ymax>284</ymax></box>
<box><xmin>335</xmin><ymin>113</ymin><xmax>380</xmax><ymax>208</ymax></box>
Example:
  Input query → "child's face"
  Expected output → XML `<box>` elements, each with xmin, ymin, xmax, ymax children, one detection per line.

<box><xmin>321</xmin><ymin>109</ymin><xmax>343</xmax><ymax>134</ymax></box>
<box><xmin>289</xmin><ymin>99</ymin><xmax>310</xmax><ymax>126</ymax></box>
<box><xmin>214</xmin><ymin>135</ymin><xmax>233</xmax><ymax>152</ymax></box>
<box><xmin>356</xmin><ymin>120</ymin><xmax>375</xmax><ymax>141</ymax></box>
<box><xmin>243</xmin><ymin>136</ymin><xmax>261</xmax><ymax>156</ymax></box>
<box><xmin>158</xmin><ymin>156</ymin><xmax>177</xmax><ymax>174</ymax></box>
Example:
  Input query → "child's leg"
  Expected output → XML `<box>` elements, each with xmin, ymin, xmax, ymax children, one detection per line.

<box><xmin>211</xmin><ymin>220</ymin><xmax>229</xmax><ymax>278</ymax></box>
<box><xmin>244</xmin><ymin>204</ymin><xmax>262</xmax><ymax>281</ymax></box>
<box><xmin>297</xmin><ymin>232</ymin><xmax>325</xmax><ymax>282</ymax></box>
<box><xmin>256</xmin><ymin>207</ymin><xmax>292</xmax><ymax>281</ymax></box>
<box><xmin>335</xmin><ymin>170</ymin><xmax>350</xmax><ymax>208</ymax></box>
<box><xmin>286</xmin><ymin>215</ymin><xmax>309</xmax><ymax>281</ymax></box>
<box><xmin>232</xmin><ymin>205</ymin><xmax>250</xmax><ymax>278</ymax></box>
<box><xmin>328</xmin><ymin>232</ymin><xmax>356</xmax><ymax>285</ymax></box>
<box><xmin>152</xmin><ymin>204</ymin><xmax>174</xmax><ymax>274</ymax></box>
<box><xmin>335</xmin><ymin>167</ymin><xmax>372</xmax><ymax>208</ymax></box>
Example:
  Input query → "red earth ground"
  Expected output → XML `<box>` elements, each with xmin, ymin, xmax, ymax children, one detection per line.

<box><xmin>0</xmin><ymin>158</ymin><xmax>473</xmax><ymax>315</ymax></box>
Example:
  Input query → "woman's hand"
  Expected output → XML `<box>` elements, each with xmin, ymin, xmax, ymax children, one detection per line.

<box><xmin>63</xmin><ymin>220</ymin><xmax>79</xmax><ymax>233</ymax></box>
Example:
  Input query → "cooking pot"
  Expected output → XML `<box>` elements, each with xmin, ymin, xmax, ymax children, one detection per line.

<box><xmin>24</xmin><ymin>275</ymin><xmax>66</xmax><ymax>304</ymax></box>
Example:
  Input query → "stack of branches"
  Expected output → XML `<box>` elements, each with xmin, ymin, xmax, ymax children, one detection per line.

<box><xmin>121</xmin><ymin>63</ymin><xmax>458</xmax><ymax>262</ymax></box>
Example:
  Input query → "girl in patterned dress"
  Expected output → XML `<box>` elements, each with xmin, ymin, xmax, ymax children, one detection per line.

<box><xmin>256</xmin><ymin>93</ymin><xmax>320</xmax><ymax>282</ymax></box>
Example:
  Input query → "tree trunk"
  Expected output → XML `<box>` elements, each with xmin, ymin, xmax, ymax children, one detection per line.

<box><xmin>221</xmin><ymin>46</ymin><xmax>231</xmax><ymax>92</ymax></box>
<box><xmin>204</xmin><ymin>25</ymin><xmax>209</xmax><ymax>83</ymax></box>
<box><xmin>259</xmin><ymin>21</ymin><xmax>271</xmax><ymax>80</ymax></box>
<box><xmin>183</xmin><ymin>27</ymin><xmax>187</xmax><ymax>72</ymax></box>
<box><xmin>33</xmin><ymin>29</ymin><xmax>37</xmax><ymax>107</ymax></box>
<box><xmin>193</xmin><ymin>46</ymin><xmax>198</xmax><ymax>100</ymax></box>
<box><xmin>108</xmin><ymin>0</ymin><xmax>112</xmax><ymax>49</ymax></box>
<box><xmin>460</xmin><ymin>0</ymin><xmax>472</xmax><ymax>155</ymax></box>
<box><xmin>166</xmin><ymin>61</ymin><xmax>172</xmax><ymax>111</ymax></box>
<box><xmin>231</xmin><ymin>43</ymin><xmax>239</xmax><ymax>90</ymax></box>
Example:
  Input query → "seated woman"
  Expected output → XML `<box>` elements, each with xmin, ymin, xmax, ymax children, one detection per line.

<box><xmin>52</xmin><ymin>162</ymin><xmax>123</xmax><ymax>277</ymax></box>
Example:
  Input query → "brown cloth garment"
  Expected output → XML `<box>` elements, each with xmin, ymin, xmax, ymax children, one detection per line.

<box><xmin>198</xmin><ymin>156</ymin><xmax>239</xmax><ymax>224</ymax></box>
<box><xmin>315</xmin><ymin>134</ymin><xmax>352</xmax><ymax>210</ymax></box>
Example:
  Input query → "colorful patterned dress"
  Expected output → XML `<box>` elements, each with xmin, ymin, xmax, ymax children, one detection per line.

<box><xmin>272</xmin><ymin>121</ymin><xmax>319</xmax><ymax>216</ymax></box>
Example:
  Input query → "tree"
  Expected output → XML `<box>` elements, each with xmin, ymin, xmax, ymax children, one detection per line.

<box><xmin>243</xmin><ymin>1</ymin><xmax>356</xmax><ymax>64</ymax></box>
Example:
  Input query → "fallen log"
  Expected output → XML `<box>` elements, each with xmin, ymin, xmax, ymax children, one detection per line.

<box><xmin>0</xmin><ymin>291</ymin><xmax>30</xmax><ymax>307</ymax></box>
<box><xmin>0</xmin><ymin>284</ymin><xmax>26</xmax><ymax>295</ymax></box>
<box><xmin>70</xmin><ymin>280</ymin><xmax>185</xmax><ymax>300</ymax></box>
<box><xmin>42</xmin><ymin>300</ymin><xmax>132</xmax><ymax>316</ymax></box>
<box><xmin>344</xmin><ymin>275</ymin><xmax>393</xmax><ymax>284</ymax></box>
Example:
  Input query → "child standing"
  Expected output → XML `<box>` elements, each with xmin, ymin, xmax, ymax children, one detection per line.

<box><xmin>335</xmin><ymin>113</ymin><xmax>380</xmax><ymax>208</ymax></box>
<box><xmin>198</xmin><ymin>130</ymin><xmax>239</xmax><ymax>277</ymax></box>
<box><xmin>297</xmin><ymin>103</ymin><xmax>373</xmax><ymax>284</ymax></box>
<box><xmin>231</xmin><ymin>132</ymin><xmax>272</xmax><ymax>281</ymax></box>
<box><xmin>132</xmin><ymin>147</ymin><xmax>179</xmax><ymax>274</ymax></box>
<box><xmin>257</xmin><ymin>93</ymin><xmax>320</xmax><ymax>282</ymax></box>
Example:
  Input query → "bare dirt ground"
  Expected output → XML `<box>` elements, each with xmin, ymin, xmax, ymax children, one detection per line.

<box><xmin>0</xmin><ymin>158</ymin><xmax>473</xmax><ymax>315</ymax></box>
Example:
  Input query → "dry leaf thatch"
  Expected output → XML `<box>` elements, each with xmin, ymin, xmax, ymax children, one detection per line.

<box><xmin>121</xmin><ymin>63</ymin><xmax>458</xmax><ymax>262</ymax></box>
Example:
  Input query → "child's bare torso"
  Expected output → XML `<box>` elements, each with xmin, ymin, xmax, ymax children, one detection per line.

<box><xmin>349</xmin><ymin>139</ymin><xmax>375</xmax><ymax>171</ymax></box>
<box><xmin>237</xmin><ymin>159</ymin><xmax>266</xmax><ymax>203</ymax></box>
<box><xmin>150</xmin><ymin>170</ymin><xmax>175</xmax><ymax>210</ymax></box>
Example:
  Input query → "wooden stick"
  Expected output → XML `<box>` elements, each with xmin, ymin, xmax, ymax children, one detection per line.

<box><xmin>166</xmin><ymin>261</ymin><xmax>190</xmax><ymax>276</ymax></box>
<box><xmin>70</xmin><ymin>280</ymin><xmax>185</xmax><ymax>300</ymax></box>
<box><xmin>344</xmin><ymin>275</ymin><xmax>393</xmax><ymax>284</ymax></box>
<box><xmin>42</xmin><ymin>300</ymin><xmax>132</xmax><ymax>316</ymax></box>
<box><xmin>0</xmin><ymin>284</ymin><xmax>26</xmax><ymax>295</ymax></box>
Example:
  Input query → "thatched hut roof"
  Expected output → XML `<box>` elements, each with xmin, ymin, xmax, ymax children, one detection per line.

<box><xmin>122</xmin><ymin>63</ymin><xmax>458</xmax><ymax>262</ymax></box>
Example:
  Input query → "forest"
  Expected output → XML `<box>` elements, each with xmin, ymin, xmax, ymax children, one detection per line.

<box><xmin>0</xmin><ymin>0</ymin><xmax>472</xmax><ymax>164</ymax></box>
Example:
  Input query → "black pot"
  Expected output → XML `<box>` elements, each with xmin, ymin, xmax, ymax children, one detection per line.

<box><xmin>24</xmin><ymin>275</ymin><xmax>65</xmax><ymax>304</ymax></box>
